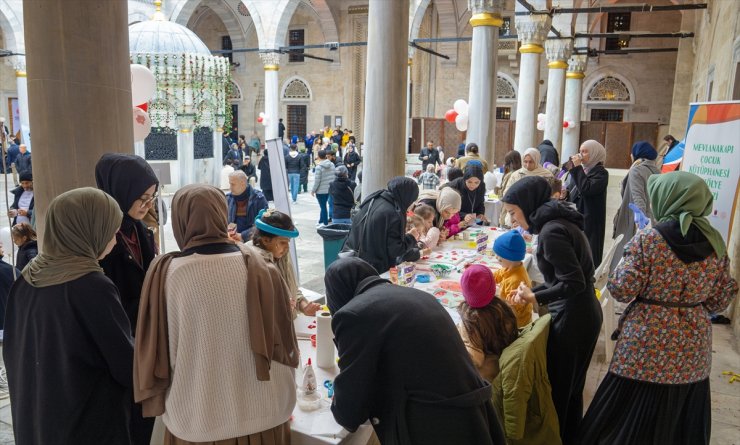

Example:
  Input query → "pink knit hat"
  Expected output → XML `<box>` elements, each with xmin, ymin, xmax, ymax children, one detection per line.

<box><xmin>460</xmin><ymin>264</ymin><xmax>496</xmax><ymax>308</ymax></box>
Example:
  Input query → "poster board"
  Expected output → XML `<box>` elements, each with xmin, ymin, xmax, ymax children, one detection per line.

<box><xmin>680</xmin><ymin>101</ymin><xmax>740</xmax><ymax>244</ymax></box>
<box><xmin>265</xmin><ymin>138</ymin><xmax>300</xmax><ymax>281</ymax></box>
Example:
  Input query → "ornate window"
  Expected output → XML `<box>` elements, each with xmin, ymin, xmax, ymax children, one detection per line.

<box><xmin>497</xmin><ymin>76</ymin><xmax>517</xmax><ymax>100</ymax></box>
<box><xmin>282</xmin><ymin>78</ymin><xmax>311</xmax><ymax>100</ymax></box>
<box><xmin>227</xmin><ymin>80</ymin><xmax>242</xmax><ymax>101</ymax></box>
<box><xmin>194</xmin><ymin>127</ymin><xmax>214</xmax><ymax>159</ymax></box>
<box><xmin>587</xmin><ymin>76</ymin><xmax>631</xmax><ymax>102</ymax></box>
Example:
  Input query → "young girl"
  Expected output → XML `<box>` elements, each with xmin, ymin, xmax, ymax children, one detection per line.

<box><xmin>249</xmin><ymin>209</ymin><xmax>321</xmax><ymax>317</ymax></box>
<box><xmin>414</xmin><ymin>204</ymin><xmax>439</xmax><ymax>254</ymax></box>
<box><xmin>457</xmin><ymin>265</ymin><xmax>519</xmax><ymax>381</ymax></box>
<box><xmin>11</xmin><ymin>223</ymin><xmax>38</xmax><ymax>271</ymax></box>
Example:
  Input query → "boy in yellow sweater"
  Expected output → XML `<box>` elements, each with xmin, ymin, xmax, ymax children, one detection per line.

<box><xmin>493</xmin><ymin>230</ymin><xmax>533</xmax><ymax>327</ymax></box>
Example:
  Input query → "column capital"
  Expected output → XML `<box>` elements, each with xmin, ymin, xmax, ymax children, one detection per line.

<box><xmin>515</xmin><ymin>14</ymin><xmax>551</xmax><ymax>49</ymax></box>
<box><xmin>11</xmin><ymin>56</ymin><xmax>26</xmax><ymax>73</ymax></box>
<box><xmin>468</xmin><ymin>0</ymin><xmax>505</xmax><ymax>15</ymax></box>
<box><xmin>545</xmin><ymin>39</ymin><xmax>573</xmax><ymax>66</ymax></box>
<box><xmin>566</xmin><ymin>55</ymin><xmax>587</xmax><ymax>78</ymax></box>
<box><xmin>259</xmin><ymin>52</ymin><xmax>281</xmax><ymax>70</ymax></box>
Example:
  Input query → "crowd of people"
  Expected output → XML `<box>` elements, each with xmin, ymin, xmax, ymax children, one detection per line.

<box><xmin>0</xmin><ymin>129</ymin><xmax>735</xmax><ymax>445</ymax></box>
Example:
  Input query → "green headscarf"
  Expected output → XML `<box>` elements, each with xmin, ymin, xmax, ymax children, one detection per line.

<box><xmin>648</xmin><ymin>171</ymin><xmax>725</xmax><ymax>257</ymax></box>
<box><xmin>22</xmin><ymin>187</ymin><xmax>123</xmax><ymax>287</ymax></box>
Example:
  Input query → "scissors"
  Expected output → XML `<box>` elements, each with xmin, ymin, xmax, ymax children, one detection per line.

<box><xmin>324</xmin><ymin>380</ymin><xmax>334</xmax><ymax>398</ymax></box>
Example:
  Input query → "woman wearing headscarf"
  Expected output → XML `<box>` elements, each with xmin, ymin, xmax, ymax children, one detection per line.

<box><xmin>496</xmin><ymin>151</ymin><xmax>522</xmax><ymax>226</ymax></box>
<box><xmin>134</xmin><ymin>184</ymin><xmax>298</xmax><ymax>444</ymax></box>
<box><xmin>504</xmin><ymin>176</ymin><xmax>602</xmax><ymax>444</ymax></box>
<box><xmin>502</xmin><ymin>147</ymin><xmax>554</xmax><ymax>197</ymax></box>
<box><xmin>579</xmin><ymin>172</ymin><xmax>738</xmax><ymax>445</ymax></box>
<box><xmin>342</xmin><ymin>176</ymin><xmax>421</xmax><ymax>273</ymax></box>
<box><xmin>325</xmin><ymin>258</ymin><xmax>507</xmax><ymax>445</ymax></box>
<box><xmin>537</xmin><ymin>139</ymin><xmax>560</xmax><ymax>166</ymax></box>
<box><xmin>3</xmin><ymin>188</ymin><xmax>134</xmax><ymax>444</ymax></box>
<box><xmin>416</xmin><ymin>186</ymin><xmax>463</xmax><ymax>233</ymax></box>
<box><xmin>609</xmin><ymin>141</ymin><xmax>660</xmax><ymax>272</ymax></box>
<box><xmin>564</xmin><ymin>139</ymin><xmax>609</xmax><ymax>267</ymax></box>
<box><xmin>446</xmin><ymin>164</ymin><xmax>488</xmax><ymax>224</ymax></box>
<box><xmin>258</xmin><ymin>148</ymin><xmax>274</xmax><ymax>201</ymax></box>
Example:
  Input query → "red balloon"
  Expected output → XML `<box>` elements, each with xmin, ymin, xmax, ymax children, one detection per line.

<box><xmin>445</xmin><ymin>109</ymin><xmax>458</xmax><ymax>123</ymax></box>
<box><xmin>136</xmin><ymin>103</ymin><xmax>148</xmax><ymax>112</ymax></box>
<box><xmin>257</xmin><ymin>116</ymin><xmax>263</xmax><ymax>123</ymax></box>
<box><xmin>563</xmin><ymin>121</ymin><xmax>569</xmax><ymax>128</ymax></box>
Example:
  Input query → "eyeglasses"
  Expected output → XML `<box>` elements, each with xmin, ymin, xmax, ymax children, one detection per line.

<box><xmin>138</xmin><ymin>191</ymin><xmax>159</xmax><ymax>209</ymax></box>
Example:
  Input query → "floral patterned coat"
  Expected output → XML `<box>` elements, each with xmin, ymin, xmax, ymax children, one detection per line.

<box><xmin>607</xmin><ymin>228</ymin><xmax>737</xmax><ymax>384</ymax></box>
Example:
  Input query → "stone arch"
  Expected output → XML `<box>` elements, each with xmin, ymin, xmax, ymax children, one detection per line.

<box><xmin>410</xmin><ymin>0</ymin><xmax>458</xmax><ymax>62</ymax></box>
<box><xmin>298</xmin><ymin>0</ymin><xmax>339</xmax><ymax>44</ymax></box>
<box><xmin>497</xmin><ymin>72</ymin><xmax>517</xmax><ymax>101</ymax></box>
<box><xmin>269</xmin><ymin>0</ymin><xmax>301</xmax><ymax>50</ymax></box>
<box><xmin>281</xmin><ymin>76</ymin><xmax>312</xmax><ymax>101</ymax></box>
<box><xmin>128</xmin><ymin>10</ymin><xmax>150</xmax><ymax>25</ymax></box>
<box><xmin>228</xmin><ymin>79</ymin><xmax>243</xmax><ymax>101</ymax></box>
<box><xmin>172</xmin><ymin>0</ymin><xmax>252</xmax><ymax>49</ymax></box>
<box><xmin>584</xmin><ymin>74</ymin><xmax>635</xmax><ymax>104</ymax></box>
<box><xmin>0</xmin><ymin>1</ymin><xmax>24</xmax><ymax>55</ymax></box>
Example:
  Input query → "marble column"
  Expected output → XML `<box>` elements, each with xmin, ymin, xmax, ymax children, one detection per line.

<box><xmin>22</xmin><ymin>0</ymin><xmax>133</xmax><ymax>240</ymax></box>
<box><xmin>544</xmin><ymin>39</ymin><xmax>572</xmax><ymax>154</ymax></box>
<box><xmin>15</xmin><ymin>67</ymin><xmax>31</xmax><ymax>151</ymax></box>
<box><xmin>177</xmin><ymin>113</ymin><xmax>195</xmax><ymax>187</ymax></box>
<box><xmin>466</xmin><ymin>0</ymin><xmax>503</xmax><ymax>168</ymax></box>
<box><xmin>212</xmin><ymin>113</ymin><xmax>226</xmax><ymax>186</ymax></box>
<box><xmin>406</xmin><ymin>54</ymin><xmax>413</xmax><ymax>154</ymax></box>
<box><xmin>513</xmin><ymin>14</ymin><xmax>550</xmax><ymax>153</ymax></box>
<box><xmin>561</xmin><ymin>55</ymin><xmax>587</xmax><ymax>161</ymax></box>
<box><xmin>361</xmin><ymin>0</ymin><xmax>409</xmax><ymax>198</ymax></box>
<box><xmin>260</xmin><ymin>52</ymin><xmax>280</xmax><ymax>142</ymax></box>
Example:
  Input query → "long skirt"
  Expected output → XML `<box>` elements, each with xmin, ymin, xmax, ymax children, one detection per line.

<box><xmin>164</xmin><ymin>421</ymin><xmax>291</xmax><ymax>445</ymax></box>
<box><xmin>578</xmin><ymin>373</ymin><xmax>710</xmax><ymax>445</ymax></box>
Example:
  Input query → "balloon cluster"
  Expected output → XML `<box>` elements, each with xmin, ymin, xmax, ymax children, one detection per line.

<box><xmin>257</xmin><ymin>112</ymin><xmax>269</xmax><ymax>126</ymax></box>
<box><xmin>536</xmin><ymin>113</ymin><xmax>546</xmax><ymax>132</ymax></box>
<box><xmin>444</xmin><ymin>99</ymin><xmax>469</xmax><ymax>132</ymax></box>
<box><xmin>131</xmin><ymin>64</ymin><xmax>155</xmax><ymax>142</ymax></box>
<box><xmin>562</xmin><ymin>118</ymin><xmax>576</xmax><ymax>131</ymax></box>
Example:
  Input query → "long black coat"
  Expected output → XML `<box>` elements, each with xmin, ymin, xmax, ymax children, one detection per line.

<box><xmin>99</xmin><ymin>221</ymin><xmax>156</xmax><ymax>333</ymax></box>
<box><xmin>343</xmin><ymin>191</ymin><xmax>419</xmax><ymax>273</ymax></box>
<box><xmin>3</xmin><ymin>272</ymin><xmax>134</xmax><ymax>445</ymax></box>
<box><xmin>299</xmin><ymin>153</ymin><xmax>311</xmax><ymax>185</ymax></box>
<box><xmin>15</xmin><ymin>240</ymin><xmax>38</xmax><ymax>272</ymax></box>
<box><xmin>343</xmin><ymin>151</ymin><xmax>361</xmax><ymax>180</ymax></box>
<box><xmin>529</xmin><ymin>201</ymin><xmax>602</xmax><ymax>444</ymax></box>
<box><xmin>567</xmin><ymin>163</ymin><xmax>609</xmax><ymax>267</ymax></box>
<box><xmin>331</xmin><ymin>276</ymin><xmax>506</xmax><ymax>445</ymax></box>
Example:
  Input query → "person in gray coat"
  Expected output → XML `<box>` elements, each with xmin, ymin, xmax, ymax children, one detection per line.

<box><xmin>311</xmin><ymin>149</ymin><xmax>336</xmax><ymax>227</ymax></box>
<box><xmin>610</xmin><ymin>141</ymin><xmax>660</xmax><ymax>272</ymax></box>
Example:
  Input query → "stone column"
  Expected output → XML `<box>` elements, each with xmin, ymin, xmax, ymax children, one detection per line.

<box><xmin>212</xmin><ymin>113</ymin><xmax>226</xmax><ymax>186</ymax></box>
<box><xmin>513</xmin><ymin>14</ymin><xmax>550</xmax><ymax>153</ymax></box>
<box><xmin>260</xmin><ymin>52</ymin><xmax>280</xmax><ymax>142</ymax></box>
<box><xmin>177</xmin><ymin>113</ymin><xmax>195</xmax><ymax>187</ymax></box>
<box><xmin>22</xmin><ymin>0</ymin><xmax>133</xmax><ymax>240</ymax></box>
<box><xmin>15</xmin><ymin>65</ymin><xmax>31</xmax><ymax>150</ymax></box>
<box><xmin>466</xmin><ymin>0</ymin><xmax>503</xmax><ymax>168</ymax></box>
<box><xmin>361</xmin><ymin>0</ymin><xmax>409</xmax><ymax>198</ymax></box>
<box><xmin>543</xmin><ymin>39</ymin><xmax>572</xmax><ymax>153</ymax></box>
<box><xmin>561</xmin><ymin>55</ymin><xmax>587</xmax><ymax>160</ymax></box>
<box><xmin>406</xmin><ymin>53</ymin><xmax>413</xmax><ymax>154</ymax></box>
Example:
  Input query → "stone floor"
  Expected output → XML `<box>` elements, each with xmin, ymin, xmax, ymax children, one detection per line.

<box><xmin>0</xmin><ymin>161</ymin><xmax>737</xmax><ymax>443</ymax></box>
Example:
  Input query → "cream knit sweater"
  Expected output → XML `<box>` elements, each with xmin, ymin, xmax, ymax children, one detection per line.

<box><xmin>162</xmin><ymin>252</ymin><xmax>296</xmax><ymax>442</ymax></box>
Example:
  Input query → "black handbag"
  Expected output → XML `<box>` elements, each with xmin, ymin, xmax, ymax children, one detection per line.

<box><xmin>338</xmin><ymin>198</ymin><xmax>375</xmax><ymax>259</ymax></box>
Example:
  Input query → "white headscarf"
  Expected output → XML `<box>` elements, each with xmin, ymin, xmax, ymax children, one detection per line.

<box><xmin>522</xmin><ymin>147</ymin><xmax>542</xmax><ymax>170</ymax></box>
<box><xmin>581</xmin><ymin>140</ymin><xmax>607</xmax><ymax>172</ymax></box>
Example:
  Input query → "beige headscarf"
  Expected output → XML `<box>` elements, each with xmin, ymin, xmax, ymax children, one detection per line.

<box><xmin>22</xmin><ymin>188</ymin><xmax>122</xmax><ymax>287</ymax></box>
<box><xmin>581</xmin><ymin>139</ymin><xmax>607</xmax><ymax>172</ymax></box>
<box><xmin>134</xmin><ymin>184</ymin><xmax>298</xmax><ymax>416</ymax></box>
<box><xmin>523</xmin><ymin>147</ymin><xmax>542</xmax><ymax>168</ymax></box>
<box><xmin>437</xmin><ymin>187</ymin><xmax>462</xmax><ymax>213</ymax></box>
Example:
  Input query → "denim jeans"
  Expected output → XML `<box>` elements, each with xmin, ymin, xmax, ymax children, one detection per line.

<box><xmin>316</xmin><ymin>194</ymin><xmax>329</xmax><ymax>225</ymax></box>
<box><xmin>328</xmin><ymin>195</ymin><xmax>334</xmax><ymax>220</ymax></box>
<box><xmin>288</xmin><ymin>173</ymin><xmax>300</xmax><ymax>202</ymax></box>
<box><xmin>332</xmin><ymin>218</ymin><xmax>352</xmax><ymax>224</ymax></box>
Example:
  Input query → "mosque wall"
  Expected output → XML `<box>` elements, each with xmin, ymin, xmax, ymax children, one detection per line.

<box><xmin>0</xmin><ymin>30</ymin><xmax>19</xmax><ymax>140</ymax></box>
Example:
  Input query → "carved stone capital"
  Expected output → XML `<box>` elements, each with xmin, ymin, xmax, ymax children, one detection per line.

<box><xmin>515</xmin><ymin>14</ymin><xmax>551</xmax><ymax>46</ymax></box>
<box><xmin>567</xmin><ymin>55</ymin><xmax>587</xmax><ymax>75</ymax></box>
<box><xmin>259</xmin><ymin>52</ymin><xmax>281</xmax><ymax>69</ymax></box>
<box><xmin>545</xmin><ymin>39</ymin><xmax>573</xmax><ymax>64</ymax></box>
<box><xmin>468</xmin><ymin>0</ymin><xmax>505</xmax><ymax>15</ymax></box>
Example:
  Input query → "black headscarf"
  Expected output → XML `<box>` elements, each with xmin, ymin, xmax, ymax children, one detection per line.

<box><xmin>95</xmin><ymin>153</ymin><xmax>159</xmax><ymax>233</ymax></box>
<box><xmin>502</xmin><ymin>176</ymin><xmax>552</xmax><ymax>233</ymax></box>
<box><xmin>325</xmin><ymin>257</ymin><xmax>379</xmax><ymax>314</ymax></box>
<box><xmin>449</xmin><ymin>164</ymin><xmax>485</xmax><ymax>216</ymax></box>
<box><xmin>387</xmin><ymin>176</ymin><xmax>419</xmax><ymax>215</ymax></box>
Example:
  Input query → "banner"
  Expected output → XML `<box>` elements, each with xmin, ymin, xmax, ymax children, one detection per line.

<box><xmin>265</xmin><ymin>138</ymin><xmax>300</xmax><ymax>281</ymax></box>
<box><xmin>681</xmin><ymin>101</ymin><xmax>740</xmax><ymax>243</ymax></box>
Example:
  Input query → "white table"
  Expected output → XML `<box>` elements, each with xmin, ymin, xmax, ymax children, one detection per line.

<box><xmin>483</xmin><ymin>199</ymin><xmax>503</xmax><ymax>226</ymax></box>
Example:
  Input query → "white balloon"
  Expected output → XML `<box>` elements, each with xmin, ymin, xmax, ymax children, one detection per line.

<box><xmin>133</xmin><ymin>107</ymin><xmax>152</xmax><ymax>142</ymax></box>
<box><xmin>537</xmin><ymin>113</ymin><xmax>546</xmax><ymax>122</ymax></box>
<box><xmin>536</xmin><ymin>121</ymin><xmax>545</xmax><ymax>131</ymax></box>
<box><xmin>453</xmin><ymin>99</ymin><xmax>469</xmax><ymax>115</ymax></box>
<box><xmin>131</xmin><ymin>64</ymin><xmax>156</xmax><ymax>106</ymax></box>
<box><xmin>259</xmin><ymin>112</ymin><xmax>265</xmax><ymax>118</ymax></box>
<box><xmin>455</xmin><ymin>114</ymin><xmax>468</xmax><ymax>132</ymax></box>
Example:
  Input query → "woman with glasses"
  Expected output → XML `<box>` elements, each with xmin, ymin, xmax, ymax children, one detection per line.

<box><xmin>95</xmin><ymin>153</ymin><xmax>159</xmax><ymax>445</ymax></box>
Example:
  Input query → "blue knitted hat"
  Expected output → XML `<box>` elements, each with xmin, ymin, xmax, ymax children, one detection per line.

<box><xmin>493</xmin><ymin>230</ymin><xmax>526</xmax><ymax>262</ymax></box>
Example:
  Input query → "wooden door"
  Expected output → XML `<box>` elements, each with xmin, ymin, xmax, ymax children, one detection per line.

<box><xmin>632</xmin><ymin>123</ymin><xmax>659</xmax><ymax>148</ymax></box>
<box><xmin>604</xmin><ymin>122</ymin><xmax>632</xmax><ymax>169</ymax></box>
<box><xmin>411</xmin><ymin>118</ymin><xmax>422</xmax><ymax>153</ymax></box>
<box><xmin>286</xmin><ymin>105</ymin><xmax>307</xmax><ymax>142</ymax></box>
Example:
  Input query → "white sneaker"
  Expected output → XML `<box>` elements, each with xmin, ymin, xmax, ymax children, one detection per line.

<box><xmin>316</xmin><ymin>223</ymin><xmax>325</xmax><ymax>228</ymax></box>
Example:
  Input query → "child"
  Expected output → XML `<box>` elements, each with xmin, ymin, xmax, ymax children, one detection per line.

<box><xmin>417</xmin><ymin>164</ymin><xmax>440</xmax><ymax>190</ymax></box>
<box><xmin>493</xmin><ymin>230</ymin><xmax>533</xmax><ymax>327</ymax></box>
<box><xmin>248</xmin><ymin>209</ymin><xmax>321</xmax><ymax>317</ymax></box>
<box><xmin>11</xmin><ymin>222</ymin><xmax>38</xmax><ymax>271</ymax></box>
<box><xmin>406</xmin><ymin>214</ymin><xmax>426</xmax><ymax>241</ymax></box>
<box><xmin>414</xmin><ymin>204</ymin><xmax>439</xmax><ymax>253</ymax></box>
<box><xmin>548</xmin><ymin>177</ymin><xmax>563</xmax><ymax>200</ymax></box>
<box><xmin>457</xmin><ymin>264</ymin><xmax>519</xmax><ymax>381</ymax></box>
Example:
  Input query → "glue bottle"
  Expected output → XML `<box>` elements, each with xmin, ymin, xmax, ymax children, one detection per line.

<box><xmin>297</xmin><ymin>358</ymin><xmax>322</xmax><ymax>411</ymax></box>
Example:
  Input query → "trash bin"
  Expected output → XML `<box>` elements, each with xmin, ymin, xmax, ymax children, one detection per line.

<box><xmin>317</xmin><ymin>223</ymin><xmax>352</xmax><ymax>270</ymax></box>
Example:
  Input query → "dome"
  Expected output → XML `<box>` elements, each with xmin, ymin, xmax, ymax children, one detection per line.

<box><xmin>129</xmin><ymin>19</ymin><xmax>211</xmax><ymax>56</ymax></box>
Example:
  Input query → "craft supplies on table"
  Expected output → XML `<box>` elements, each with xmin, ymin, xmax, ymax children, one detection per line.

<box><xmin>316</xmin><ymin>311</ymin><xmax>335</xmax><ymax>369</ymax></box>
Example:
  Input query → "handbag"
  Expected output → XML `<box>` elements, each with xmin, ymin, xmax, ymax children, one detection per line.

<box><xmin>338</xmin><ymin>198</ymin><xmax>375</xmax><ymax>259</ymax></box>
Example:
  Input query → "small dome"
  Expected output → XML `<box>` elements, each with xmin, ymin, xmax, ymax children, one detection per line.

<box><xmin>129</xmin><ymin>20</ymin><xmax>211</xmax><ymax>56</ymax></box>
